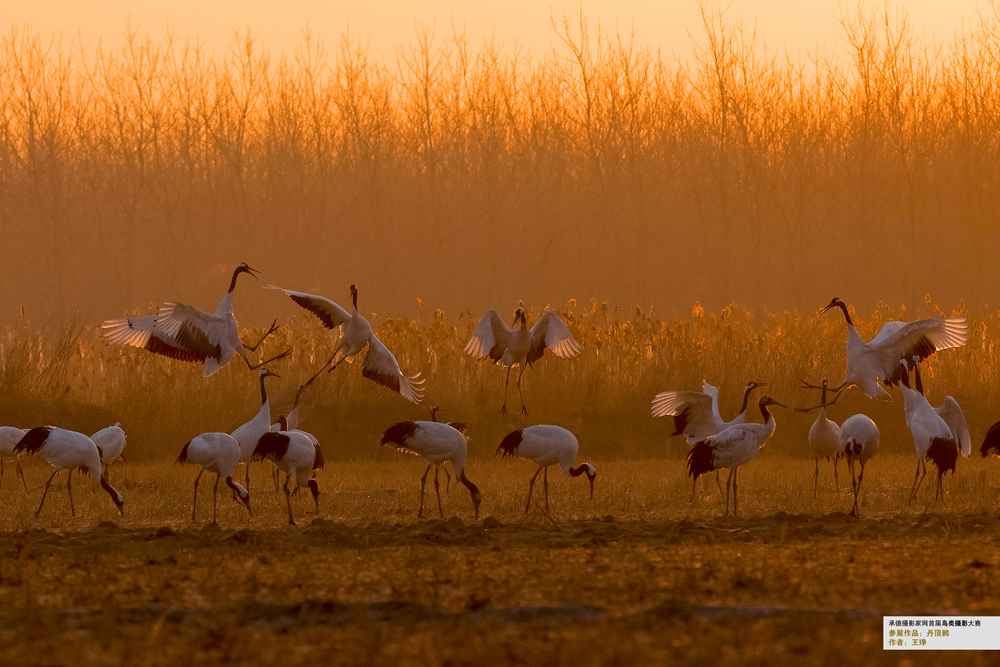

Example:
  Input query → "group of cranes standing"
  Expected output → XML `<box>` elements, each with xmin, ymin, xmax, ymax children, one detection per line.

<box><xmin>5</xmin><ymin>261</ymin><xmax>996</xmax><ymax>523</ymax></box>
<box><xmin>653</xmin><ymin>297</ymin><xmax>972</xmax><ymax>517</ymax></box>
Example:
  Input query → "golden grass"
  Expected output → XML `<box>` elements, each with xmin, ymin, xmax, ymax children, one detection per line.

<box><xmin>1</xmin><ymin>455</ymin><xmax>999</xmax><ymax>666</ymax></box>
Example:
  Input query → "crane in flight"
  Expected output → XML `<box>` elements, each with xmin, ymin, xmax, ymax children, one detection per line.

<box><xmin>101</xmin><ymin>263</ymin><xmax>290</xmax><ymax>376</ymax></box>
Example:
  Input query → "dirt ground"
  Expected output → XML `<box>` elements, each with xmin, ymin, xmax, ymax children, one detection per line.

<box><xmin>1</xmin><ymin>509</ymin><xmax>998</xmax><ymax>666</ymax></box>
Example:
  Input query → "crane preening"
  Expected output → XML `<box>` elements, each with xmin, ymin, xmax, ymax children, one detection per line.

<box><xmin>464</xmin><ymin>308</ymin><xmax>582</xmax><ymax>416</ymax></box>
<box><xmin>101</xmin><ymin>263</ymin><xmax>290</xmax><ymax>376</ymax></box>
<box><xmin>814</xmin><ymin>298</ymin><xmax>967</xmax><ymax>399</ymax></box>
<box><xmin>177</xmin><ymin>432</ymin><xmax>252</xmax><ymax>522</ymax></box>
<box><xmin>267</xmin><ymin>284</ymin><xmax>424</xmax><ymax>404</ymax></box>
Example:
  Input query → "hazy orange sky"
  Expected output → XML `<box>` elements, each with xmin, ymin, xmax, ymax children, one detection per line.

<box><xmin>10</xmin><ymin>1</ymin><xmax>986</xmax><ymax>58</ymax></box>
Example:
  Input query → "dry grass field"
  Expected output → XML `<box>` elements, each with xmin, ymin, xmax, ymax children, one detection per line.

<box><xmin>0</xmin><ymin>454</ymin><xmax>998</xmax><ymax>666</ymax></box>
<box><xmin>3</xmin><ymin>301</ymin><xmax>1000</xmax><ymax>664</ymax></box>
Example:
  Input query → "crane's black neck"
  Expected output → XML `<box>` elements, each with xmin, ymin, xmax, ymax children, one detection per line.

<box><xmin>913</xmin><ymin>361</ymin><xmax>924</xmax><ymax>395</ymax></box>
<box><xmin>259</xmin><ymin>373</ymin><xmax>270</xmax><ymax>406</ymax></box>
<box><xmin>430</xmin><ymin>406</ymin><xmax>439</xmax><ymax>422</ymax></box>
<box><xmin>228</xmin><ymin>267</ymin><xmax>246</xmax><ymax>294</ymax></box>
<box><xmin>351</xmin><ymin>286</ymin><xmax>358</xmax><ymax>310</ymax></box>
<box><xmin>835</xmin><ymin>301</ymin><xmax>853</xmax><ymax>326</ymax></box>
<box><xmin>899</xmin><ymin>365</ymin><xmax>911</xmax><ymax>390</ymax></box>
<box><xmin>278</xmin><ymin>414</ymin><xmax>288</xmax><ymax>430</ymax></box>
<box><xmin>739</xmin><ymin>385</ymin><xmax>753</xmax><ymax>415</ymax></box>
<box><xmin>759</xmin><ymin>402</ymin><xmax>774</xmax><ymax>424</ymax></box>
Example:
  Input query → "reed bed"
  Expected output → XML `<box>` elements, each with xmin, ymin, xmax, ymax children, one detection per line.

<box><xmin>0</xmin><ymin>298</ymin><xmax>993</xmax><ymax>462</ymax></box>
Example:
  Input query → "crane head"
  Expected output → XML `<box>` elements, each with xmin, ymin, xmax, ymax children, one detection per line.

<box><xmin>259</xmin><ymin>368</ymin><xmax>281</xmax><ymax>380</ymax></box>
<box><xmin>350</xmin><ymin>284</ymin><xmax>358</xmax><ymax>309</ymax></box>
<box><xmin>820</xmin><ymin>297</ymin><xmax>845</xmax><ymax>314</ymax></box>
<box><xmin>759</xmin><ymin>396</ymin><xmax>786</xmax><ymax>409</ymax></box>
<box><xmin>235</xmin><ymin>263</ymin><xmax>259</xmax><ymax>278</ymax></box>
<box><xmin>746</xmin><ymin>381</ymin><xmax>767</xmax><ymax>390</ymax></box>
<box><xmin>511</xmin><ymin>308</ymin><xmax>526</xmax><ymax>326</ymax></box>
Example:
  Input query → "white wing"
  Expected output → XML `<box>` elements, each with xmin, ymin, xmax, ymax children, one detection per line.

<box><xmin>155</xmin><ymin>303</ymin><xmax>230</xmax><ymax>360</ymax></box>
<box><xmin>651</xmin><ymin>390</ymin><xmax>722</xmax><ymax>443</ymax></box>
<box><xmin>935</xmin><ymin>396</ymin><xmax>971</xmax><ymax>457</ymax></box>
<box><xmin>266</xmin><ymin>285</ymin><xmax>351</xmax><ymax>330</ymax></box>
<box><xmin>101</xmin><ymin>311</ymin><xmax>209</xmax><ymax>362</ymax></box>
<box><xmin>464</xmin><ymin>310</ymin><xmax>511</xmax><ymax>361</ymax></box>
<box><xmin>527</xmin><ymin>311</ymin><xmax>582</xmax><ymax>364</ymax></box>
<box><xmin>871</xmin><ymin>317</ymin><xmax>968</xmax><ymax>380</ymax></box>
<box><xmin>363</xmin><ymin>335</ymin><xmax>424</xmax><ymax>404</ymax></box>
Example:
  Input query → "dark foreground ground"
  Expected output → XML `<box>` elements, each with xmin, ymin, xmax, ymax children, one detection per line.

<box><xmin>0</xmin><ymin>512</ymin><xmax>997</xmax><ymax>666</ymax></box>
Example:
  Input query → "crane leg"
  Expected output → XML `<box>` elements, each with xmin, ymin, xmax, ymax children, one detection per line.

<box><xmin>273</xmin><ymin>465</ymin><xmax>280</xmax><ymax>493</ymax></box>
<box><xmin>35</xmin><ymin>470</ymin><xmax>58</xmax><ymax>517</ymax></box>
<box><xmin>833</xmin><ymin>455</ymin><xmax>840</xmax><ymax>494</ymax></box>
<box><xmin>17</xmin><ymin>459</ymin><xmax>27</xmax><ymax>493</ymax></box>
<box><xmin>814</xmin><ymin>458</ymin><xmax>819</xmax><ymax>499</ymax></box>
<box><xmin>726</xmin><ymin>470</ymin><xmax>733</xmax><ymax>516</ymax></box>
<box><xmin>908</xmin><ymin>459</ymin><xmax>921</xmax><ymax>504</ymax></box>
<box><xmin>1</xmin><ymin>459</ymin><xmax>4</xmax><ymax>489</ymax></box>
<box><xmin>715</xmin><ymin>470</ymin><xmax>723</xmax><ymax>495</ymax></box>
<box><xmin>517</xmin><ymin>367</ymin><xmax>529</xmax><ymax>417</ymax></box>
<box><xmin>418</xmin><ymin>464</ymin><xmax>432</xmax><ymax>519</ymax></box>
<box><xmin>543</xmin><ymin>467</ymin><xmax>549</xmax><ymax>512</ymax></box>
<box><xmin>283</xmin><ymin>472</ymin><xmax>295</xmax><ymax>526</ymax></box>
<box><xmin>732</xmin><ymin>467</ymin><xmax>739</xmax><ymax>517</ymax></box>
<box><xmin>526</xmin><ymin>466</ymin><xmax>543</xmax><ymax>513</ymax></box>
<box><xmin>212</xmin><ymin>473</ymin><xmax>220</xmax><ymax>524</ymax></box>
<box><xmin>914</xmin><ymin>458</ymin><xmax>928</xmax><ymax>497</ymax></box>
<box><xmin>243</xmin><ymin>348</ymin><xmax>292</xmax><ymax>371</ymax></box>
<box><xmin>434</xmin><ymin>466</ymin><xmax>443</xmax><ymax>518</ymax></box>
<box><xmin>444</xmin><ymin>465</ymin><xmax>452</xmax><ymax>493</ymax></box>
<box><xmin>192</xmin><ymin>470</ymin><xmax>203</xmax><ymax>521</ymax></box>
<box><xmin>243</xmin><ymin>319</ymin><xmax>280</xmax><ymax>352</ymax></box>
<box><xmin>848</xmin><ymin>458</ymin><xmax>859</xmax><ymax>518</ymax></box>
<box><xmin>500</xmin><ymin>366</ymin><xmax>512</xmax><ymax>415</ymax></box>
<box><xmin>67</xmin><ymin>469</ymin><xmax>74</xmax><ymax>518</ymax></box>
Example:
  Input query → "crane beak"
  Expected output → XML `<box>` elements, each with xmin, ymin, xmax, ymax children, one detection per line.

<box><xmin>819</xmin><ymin>299</ymin><xmax>837</xmax><ymax>314</ymax></box>
<box><xmin>244</xmin><ymin>265</ymin><xmax>260</xmax><ymax>279</ymax></box>
<box><xmin>771</xmin><ymin>400</ymin><xmax>788</xmax><ymax>409</ymax></box>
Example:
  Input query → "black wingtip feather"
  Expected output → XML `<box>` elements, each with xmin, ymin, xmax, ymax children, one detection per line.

<box><xmin>381</xmin><ymin>421</ymin><xmax>418</xmax><ymax>448</ymax></box>
<box><xmin>981</xmin><ymin>421</ymin><xmax>1000</xmax><ymax>458</ymax></box>
<box><xmin>313</xmin><ymin>443</ymin><xmax>325</xmax><ymax>471</ymax></box>
<box><xmin>687</xmin><ymin>440</ymin><xmax>715</xmax><ymax>480</ymax></box>
<box><xmin>927</xmin><ymin>437</ymin><xmax>958</xmax><ymax>474</ymax></box>
<box><xmin>13</xmin><ymin>426</ymin><xmax>53</xmax><ymax>455</ymax></box>
<box><xmin>496</xmin><ymin>429</ymin><xmax>523</xmax><ymax>458</ymax></box>
<box><xmin>177</xmin><ymin>440</ymin><xmax>191</xmax><ymax>464</ymax></box>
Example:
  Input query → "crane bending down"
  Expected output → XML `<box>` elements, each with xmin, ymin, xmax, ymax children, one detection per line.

<box><xmin>429</xmin><ymin>404</ymin><xmax>468</xmax><ymax>492</ymax></box>
<box><xmin>380</xmin><ymin>420</ymin><xmax>481</xmax><ymax>520</ymax></box>
<box><xmin>177</xmin><ymin>432</ymin><xmax>252</xmax><ymax>522</ymax></box>
<box><xmin>0</xmin><ymin>426</ymin><xmax>28</xmax><ymax>492</ymax></box>
<box><xmin>898</xmin><ymin>359</ymin><xmax>958</xmax><ymax>503</ymax></box>
<box><xmin>14</xmin><ymin>427</ymin><xmax>124</xmax><ymax>517</ymax></box>
<box><xmin>253</xmin><ymin>415</ymin><xmax>324</xmax><ymax>525</ymax></box>
<box><xmin>816</xmin><ymin>298</ymin><xmax>967</xmax><ymax>399</ymax></box>
<box><xmin>686</xmin><ymin>396</ymin><xmax>785</xmax><ymax>516</ymax></box>
<box><xmin>266</xmin><ymin>284</ymin><xmax>424</xmax><ymax>404</ymax></box>
<box><xmin>464</xmin><ymin>308</ymin><xmax>582</xmax><ymax>416</ymax></box>
<box><xmin>651</xmin><ymin>380</ymin><xmax>766</xmax><ymax>494</ymax></box>
<box><xmin>101</xmin><ymin>263</ymin><xmax>290</xmax><ymax>376</ymax></box>
<box><xmin>496</xmin><ymin>425</ymin><xmax>596</xmax><ymax>513</ymax></box>
<box><xmin>840</xmin><ymin>414</ymin><xmax>880</xmax><ymax>518</ymax></box>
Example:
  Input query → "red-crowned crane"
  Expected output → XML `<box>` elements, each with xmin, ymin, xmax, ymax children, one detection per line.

<box><xmin>91</xmin><ymin>423</ymin><xmax>126</xmax><ymax>481</ymax></box>
<box><xmin>13</xmin><ymin>427</ymin><xmax>124</xmax><ymax>517</ymax></box>
<box><xmin>177</xmin><ymin>432</ymin><xmax>252</xmax><ymax>522</ymax></box>
<box><xmin>253</xmin><ymin>415</ymin><xmax>324</xmax><ymax>525</ymax></box>
<box><xmin>796</xmin><ymin>380</ymin><xmax>844</xmax><ymax>497</ymax></box>
<box><xmin>686</xmin><ymin>396</ymin><xmax>786</xmax><ymax>516</ymax></box>
<box><xmin>652</xmin><ymin>379</ymin><xmax>766</xmax><ymax>494</ymax></box>
<box><xmin>0</xmin><ymin>426</ymin><xmax>28</xmax><ymax>492</ymax></box>
<box><xmin>898</xmin><ymin>359</ymin><xmax>958</xmax><ymax>503</ymax></box>
<box><xmin>101</xmin><ymin>263</ymin><xmax>290</xmax><ymax>376</ymax></box>
<box><xmin>816</xmin><ymin>298</ymin><xmax>967</xmax><ymax>399</ymax></box>
<box><xmin>496</xmin><ymin>425</ymin><xmax>595</xmax><ymax>513</ymax></box>
<box><xmin>380</xmin><ymin>420</ymin><xmax>481</xmax><ymax>520</ymax></box>
<box><xmin>464</xmin><ymin>308</ymin><xmax>582</xmax><ymax>416</ymax></box>
<box><xmin>840</xmin><ymin>414</ymin><xmax>880</xmax><ymax>518</ymax></box>
<box><xmin>232</xmin><ymin>368</ymin><xmax>280</xmax><ymax>490</ymax></box>
<box><xmin>266</xmin><ymin>284</ymin><xmax>423</xmax><ymax>403</ymax></box>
